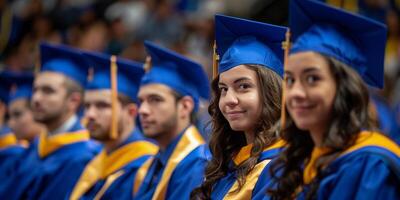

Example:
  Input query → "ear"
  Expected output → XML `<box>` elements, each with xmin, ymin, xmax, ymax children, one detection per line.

<box><xmin>125</xmin><ymin>103</ymin><xmax>138</xmax><ymax>118</ymax></box>
<box><xmin>178</xmin><ymin>96</ymin><xmax>194</xmax><ymax>118</ymax></box>
<box><xmin>67</xmin><ymin>92</ymin><xmax>82</xmax><ymax>111</ymax></box>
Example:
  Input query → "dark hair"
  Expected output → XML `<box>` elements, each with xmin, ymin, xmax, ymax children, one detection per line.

<box><xmin>268</xmin><ymin>55</ymin><xmax>377</xmax><ymax>200</ymax></box>
<box><xmin>118</xmin><ymin>93</ymin><xmax>135</xmax><ymax>107</ymax></box>
<box><xmin>170</xmin><ymin>89</ymin><xmax>198</xmax><ymax>123</ymax></box>
<box><xmin>191</xmin><ymin>64</ymin><xmax>282</xmax><ymax>199</ymax></box>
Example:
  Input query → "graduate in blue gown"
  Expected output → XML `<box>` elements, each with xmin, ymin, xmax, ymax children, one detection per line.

<box><xmin>69</xmin><ymin>51</ymin><xmax>158</xmax><ymax>200</ymax></box>
<box><xmin>190</xmin><ymin>15</ymin><xmax>287</xmax><ymax>200</ymax></box>
<box><xmin>134</xmin><ymin>41</ymin><xmax>211</xmax><ymax>200</ymax></box>
<box><xmin>268</xmin><ymin>0</ymin><xmax>400</xmax><ymax>199</ymax></box>
<box><xmin>0</xmin><ymin>72</ymin><xmax>25</xmax><ymax>179</ymax></box>
<box><xmin>0</xmin><ymin>42</ymin><xmax>101</xmax><ymax>200</ymax></box>
<box><xmin>4</xmin><ymin>71</ymin><xmax>43</xmax><ymax>144</ymax></box>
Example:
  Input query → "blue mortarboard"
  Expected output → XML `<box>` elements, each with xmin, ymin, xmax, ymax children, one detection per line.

<box><xmin>141</xmin><ymin>41</ymin><xmax>210</xmax><ymax>111</ymax></box>
<box><xmin>0</xmin><ymin>72</ymin><xmax>12</xmax><ymax>104</ymax></box>
<box><xmin>289</xmin><ymin>0</ymin><xmax>387</xmax><ymax>88</ymax></box>
<box><xmin>83</xmin><ymin>51</ymin><xmax>145</xmax><ymax>102</ymax></box>
<box><xmin>39</xmin><ymin>42</ymin><xmax>89</xmax><ymax>87</ymax></box>
<box><xmin>215</xmin><ymin>14</ymin><xmax>287</xmax><ymax>77</ymax></box>
<box><xmin>2</xmin><ymin>71</ymin><xmax>34</xmax><ymax>103</ymax></box>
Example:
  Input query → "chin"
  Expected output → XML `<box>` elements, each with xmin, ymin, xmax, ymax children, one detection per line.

<box><xmin>229</xmin><ymin>122</ymin><xmax>250</xmax><ymax>132</ymax></box>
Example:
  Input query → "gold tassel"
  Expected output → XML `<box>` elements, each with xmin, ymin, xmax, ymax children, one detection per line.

<box><xmin>144</xmin><ymin>56</ymin><xmax>152</xmax><ymax>72</ymax></box>
<box><xmin>110</xmin><ymin>55</ymin><xmax>118</xmax><ymax>139</ymax></box>
<box><xmin>212</xmin><ymin>40</ymin><xmax>219</xmax><ymax>79</ymax></box>
<box><xmin>280</xmin><ymin>29</ymin><xmax>291</xmax><ymax>131</ymax></box>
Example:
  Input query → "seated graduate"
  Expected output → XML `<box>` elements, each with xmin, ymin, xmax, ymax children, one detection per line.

<box><xmin>268</xmin><ymin>0</ymin><xmax>400</xmax><ymax>199</ymax></box>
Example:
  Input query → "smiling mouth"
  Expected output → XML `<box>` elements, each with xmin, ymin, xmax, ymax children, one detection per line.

<box><xmin>226</xmin><ymin>111</ymin><xmax>246</xmax><ymax>119</ymax></box>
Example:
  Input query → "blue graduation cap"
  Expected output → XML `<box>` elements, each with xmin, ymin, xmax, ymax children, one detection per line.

<box><xmin>39</xmin><ymin>42</ymin><xmax>90</xmax><ymax>87</ymax></box>
<box><xmin>289</xmin><ymin>0</ymin><xmax>387</xmax><ymax>88</ymax></box>
<box><xmin>215</xmin><ymin>14</ymin><xmax>287</xmax><ymax>77</ymax></box>
<box><xmin>83</xmin><ymin>51</ymin><xmax>145</xmax><ymax>102</ymax></box>
<box><xmin>2</xmin><ymin>71</ymin><xmax>34</xmax><ymax>103</ymax></box>
<box><xmin>141</xmin><ymin>41</ymin><xmax>210</xmax><ymax>111</ymax></box>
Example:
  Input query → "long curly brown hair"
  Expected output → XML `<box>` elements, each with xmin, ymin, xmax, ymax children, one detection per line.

<box><xmin>190</xmin><ymin>64</ymin><xmax>282</xmax><ymax>199</ymax></box>
<box><xmin>267</xmin><ymin>55</ymin><xmax>378</xmax><ymax>200</ymax></box>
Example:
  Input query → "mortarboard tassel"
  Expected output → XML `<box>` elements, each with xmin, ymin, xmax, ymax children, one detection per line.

<box><xmin>110</xmin><ymin>55</ymin><xmax>118</xmax><ymax>139</ymax></box>
<box><xmin>144</xmin><ymin>56</ymin><xmax>152</xmax><ymax>72</ymax></box>
<box><xmin>212</xmin><ymin>40</ymin><xmax>219</xmax><ymax>79</ymax></box>
<box><xmin>281</xmin><ymin>29</ymin><xmax>291</xmax><ymax>131</ymax></box>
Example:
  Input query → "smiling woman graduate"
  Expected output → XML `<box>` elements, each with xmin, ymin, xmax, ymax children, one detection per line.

<box><xmin>190</xmin><ymin>15</ymin><xmax>287</xmax><ymax>200</ymax></box>
<box><xmin>268</xmin><ymin>0</ymin><xmax>400</xmax><ymax>199</ymax></box>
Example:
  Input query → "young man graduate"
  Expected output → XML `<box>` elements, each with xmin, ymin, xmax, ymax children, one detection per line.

<box><xmin>70</xmin><ymin>52</ymin><xmax>158</xmax><ymax>200</ymax></box>
<box><xmin>0</xmin><ymin>42</ymin><xmax>100</xmax><ymax>199</ymax></box>
<box><xmin>134</xmin><ymin>41</ymin><xmax>211</xmax><ymax>200</ymax></box>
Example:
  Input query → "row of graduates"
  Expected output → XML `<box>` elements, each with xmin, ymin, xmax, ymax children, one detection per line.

<box><xmin>0</xmin><ymin>0</ymin><xmax>399</xmax><ymax>199</ymax></box>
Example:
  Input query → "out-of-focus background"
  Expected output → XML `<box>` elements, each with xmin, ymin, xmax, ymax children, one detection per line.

<box><xmin>1</xmin><ymin>0</ymin><xmax>399</xmax><ymax>126</ymax></box>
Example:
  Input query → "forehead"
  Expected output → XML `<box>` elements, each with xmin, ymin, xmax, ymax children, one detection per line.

<box><xmin>287</xmin><ymin>51</ymin><xmax>330</xmax><ymax>73</ymax></box>
<box><xmin>84</xmin><ymin>89</ymin><xmax>112</xmax><ymax>102</ymax></box>
<box><xmin>138</xmin><ymin>83</ymin><xmax>175</xmax><ymax>98</ymax></box>
<box><xmin>219</xmin><ymin>65</ymin><xmax>258</xmax><ymax>84</ymax></box>
<box><xmin>9</xmin><ymin>98</ymin><xmax>28</xmax><ymax>110</ymax></box>
<box><xmin>34</xmin><ymin>71</ymin><xmax>65</xmax><ymax>87</ymax></box>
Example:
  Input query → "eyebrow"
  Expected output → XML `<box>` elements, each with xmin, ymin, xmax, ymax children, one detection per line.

<box><xmin>218</xmin><ymin>77</ymin><xmax>252</xmax><ymax>87</ymax></box>
<box><xmin>285</xmin><ymin>67</ymin><xmax>320</xmax><ymax>75</ymax></box>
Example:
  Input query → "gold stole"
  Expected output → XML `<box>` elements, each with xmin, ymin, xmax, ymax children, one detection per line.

<box><xmin>133</xmin><ymin>125</ymin><xmax>205</xmax><ymax>200</ymax></box>
<box><xmin>225</xmin><ymin>139</ymin><xmax>286</xmax><ymax>199</ymax></box>
<box><xmin>0</xmin><ymin>133</ymin><xmax>18</xmax><ymax>149</ymax></box>
<box><xmin>303</xmin><ymin>131</ymin><xmax>400</xmax><ymax>184</ymax></box>
<box><xmin>70</xmin><ymin>141</ymin><xmax>158</xmax><ymax>200</ymax></box>
<box><xmin>38</xmin><ymin>130</ymin><xmax>90</xmax><ymax>158</ymax></box>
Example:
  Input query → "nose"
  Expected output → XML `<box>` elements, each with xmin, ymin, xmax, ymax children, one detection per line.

<box><xmin>286</xmin><ymin>80</ymin><xmax>307</xmax><ymax>105</ymax></box>
<box><xmin>84</xmin><ymin>105</ymin><xmax>97</xmax><ymax>120</ymax></box>
<box><xmin>31</xmin><ymin>90</ymin><xmax>41</xmax><ymax>107</ymax></box>
<box><xmin>221</xmin><ymin>89</ymin><xmax>239</xmax><ymax>107</ymax></box>
<box><xmin>138</xmin><ymin>101</ymin><xmax>150</xmax><ymax>118</ymax></box>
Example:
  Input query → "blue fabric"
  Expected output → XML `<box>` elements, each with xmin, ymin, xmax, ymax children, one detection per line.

<box><xmin>135</xmin><ymin>126</ymin><xmax>210</xmax><ymax>200</ymax></box>
<box><xmin>83</xmin><ymin>51</ymin><xmax>144</xmax><ymax>102</ymax></box>
<box><xmin>371</xmin><ymin>95</ymin><xmax>400</xmax><ymax>145</ymax></box>
<box><xmin>215</xmin><ymin>14</ymin><xmax>286</xmax><ymax>77</ymax></box>
<box><xmin>289</xmin><ymin>0</ymin><xmax>387</xmax><ymax>88</ymax></box>
<box><xmin>40</xmin><ymin>42</ymin><xmax>90</xmax><ymax>87</ymax></box>
<box><xmin>141</xmin><ymin>41</ymin><xmax>210</xmax><ymax>111</ymax></box>
<box><xmin>80</xmin><ymin>129</ymin><xmax>154</xmax><ymax>200</ymax></box>
<box><xmin>210</xmin><ymin>147</ymin><xmax>283</xmax><ymax>200</ymax></box>
<box><xmin>1</xmin><ymin>71</ymin><xmax>34</xmax><ymax>103</ymax></box>
<box><xmin>0</xmin><ymin>120</ymin><xmax>101</xmax><ymax>200</ymax></box>
<box><xmin>297</xmin><ymin>146</ymin><xmax>400</xmax><ymax>200</ymax></box>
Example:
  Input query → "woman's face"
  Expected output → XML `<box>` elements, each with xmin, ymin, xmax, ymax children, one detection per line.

<box><xmin>285</xmin><ymin>51</ymin><xmax>336</xmax><ymax>134</ymax></box>
<box><xmin>218</xmin><ymin>65</ymin><xmax>261</xmax><ymax>133</ymax></box>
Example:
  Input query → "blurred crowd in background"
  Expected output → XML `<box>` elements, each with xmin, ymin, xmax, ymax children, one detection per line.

<box><xmin>1</xmin><ymin>0</ymin><xmax>400</xmax><ymax>130</ymax></box>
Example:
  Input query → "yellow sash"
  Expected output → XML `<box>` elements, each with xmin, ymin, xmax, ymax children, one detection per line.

<box><xmin>225</xmin><ymin>139</ymin><xmax>286</xmax><ymax>199</ymax></box>
<box><xmin>0</xmin><ymin>133</ymin><xmax>18</xmax><ymax>149</ymax></box>
<box><xmin>70</xmin><ymin>140</ymin><xmax>158</xmax><ymax>200</ymax></box>
<box><xmin>151</xmin><ymin>125</ymin><xmax>205</xmax><ymax>200</ymax></box>
<box><xmin>38</xmin><ymin>130</ymin><xmax>90</xmax><ymax>158</ymax></box>
<box><xmin>303</xmin><ymin>131</ymin><xmax>400</xmax><ymax>184</ymax></box>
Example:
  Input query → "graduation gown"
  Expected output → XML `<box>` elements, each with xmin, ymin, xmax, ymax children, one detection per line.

<box><xmin>134</xmin><ymin>125</ymin><xmax>210</xmax><ymax>200</ymax></box>
<box><xmin>0</xmin><ymin>119</ymin><xmax>101</xmax><ymax>200</ymax></box>
<box><xmin>210</xmin><ymin>140</ymin><xmax>285</xmax><ymax>200</ymax></box>
<box><xmin>0</xmin><ymin>126</ymin><xmax>25</xmax><ymax>182</ymax></box>
<box><xmin>70</xmin><ymin>128</ymin><xmax>158</xmax><ymax>200</ymax></box>
<box><xmin>299</xmin><ymin>131</ymin><xmax>400</xmax><ymax>200</ymax></box>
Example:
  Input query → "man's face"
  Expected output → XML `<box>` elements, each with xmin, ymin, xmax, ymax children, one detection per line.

<box><xmin>138</xmin><ymin>84</ymin><xmax>179</xmax><ymax>139</ymax></box>
<box><xmin>31</xmin><ymin>72</ymin><xmax>69</xmax><ymax>125</ymax></box>
<box><xmin>83</xmin><ymin>89</ymin><xmax>124</xmax><ymax>141</ymax></box>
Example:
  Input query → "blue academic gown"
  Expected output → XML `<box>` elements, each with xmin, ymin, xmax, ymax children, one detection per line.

<box><xmin>0</xmin><ymin>119</ymin><xmax>101</xmax><ymax>200</ymax></box>
<box><xmin>298</xmin><ymin>131</ymin><xmax>400</xmax><ymax>200</ymax></box>
<box><xmin>135</xmin><ymin>125</ymin><xmax>210</xmax><ymax>200</ymax></box>
<box><xmin>0</xmin><ymin>126</ymin><xmax>25</xmax><ymax>183</ymax></box>
<box><xmin>71</xmin><ymin>128</ymin><xmax>158</xmax><ymax>200</ymax></box>
<box><xmin>211</xmin><ymin>140</ymin><xmax>285</xmax><ymax>200</ymax></box>
<box><xmin>372</xmin><ymin>95</ymin><xmax>400</xmax><ymax>145</ymax></box>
